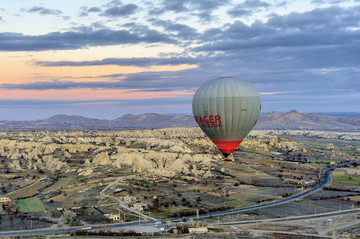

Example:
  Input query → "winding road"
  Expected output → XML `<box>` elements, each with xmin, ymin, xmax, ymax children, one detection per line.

<box><xmin>180</xmin><ymin>161</ymin><xmax>356</xmax><ymax>220</ymax></box>
<box><xmin>0</xmin><ymin>160</ymin><xmax>358</xmax><ymax>237</ymax></box>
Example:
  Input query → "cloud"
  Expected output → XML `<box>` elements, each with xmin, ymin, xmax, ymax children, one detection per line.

<box><xmin>27</xmin><ymin>6</ymin><xmax>63</xmax><ymax>16</ymax></box>
<box><xmin>195</xmin><ymin>6</ymin><xmax>360</xmax><ymax>71</ymax></box>
<box><xmin>0</xmin><ymin>98</ymin><xmax>192</xmax><ymax>109</ymax></box>
<box><xmin>0</xmin><ymin>68</ymin><xmax>211</xmax><ymax>92</ymax></box>
<box><xmin>5</xmin><ymin>5</ymin><xmax>359</xmax><ymax>100</ymax></box>
<box><xmin>79</xmin><ymin>2</ymin><xmax>138</xmax><ymax>18</ymax></box>
<box><xmin>227</xmin><ymin>9</ymin><xmax>253</xmax><ymax>17</ymax></box>
<box><xmin>88</xmin><ymin>7</ymin><xmax>102</xmax><ymax>13</ymax></box>
<box><xmin>79</xmin><ymin>6</ymin><xmax>102</xmax><ymax>17</ymax></box>
<box><xmin>150</xmin><ymin>0</ymin><xmax>189</xmax><ymax>14</ymax></box>
<box><xmin>149</xmin><ymin>0</ymin><xmax>229</xmax><ymax>21</ymax></box>
<box><xmin>36</xmin><ymin>56</ymin><xmax>200</xmax><ymax>67</ymax></box>
<box><xmin>0</xmin><ymin>27</ymin><xmax>175</xmax><ymax>51</ymax></box>
<box><xmin>240</xmin><ymin>0</ymin><xmax>271</xmax><ymax>8</ymax></box>
<box><xmin>227</xmin><ymin>0</ymin><xmax>272</xmax><ymax>17</ymax></box>
<box><xmin>311</xmin><ymin>0</ymin><xmax>347</xmax><ymax>4</ymax></box>
<box><xmin>101</xmin><ymin>4</ymin><xmax>139</xmax><ymax>17</ymax></box>
<box><xmin>0</xmin><ymin>98</ymin><xmax>193</xmax><ymax>120</ymax></box>
<box><xmin>150</xmin><ymin>19</ymin><xmax>199</xmax><ymax>40</ymax></box>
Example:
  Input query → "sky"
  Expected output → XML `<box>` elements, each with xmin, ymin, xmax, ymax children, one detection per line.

<box><xmin>0</xmin><ymin>0</ymin><xmax>359</xmax><ymax>120</ymax></box>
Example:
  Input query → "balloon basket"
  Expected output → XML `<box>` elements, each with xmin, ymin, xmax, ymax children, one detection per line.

<box><xmin>223</xmin><ymin>158</ymin><xmax>233</xmax><ymax>163</ymax></box>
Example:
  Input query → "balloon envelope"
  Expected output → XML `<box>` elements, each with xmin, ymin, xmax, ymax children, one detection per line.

<box><xmin>192</xmin><ymin>77</ymin><xmax>261</xmax><ymax>157</ymax></box>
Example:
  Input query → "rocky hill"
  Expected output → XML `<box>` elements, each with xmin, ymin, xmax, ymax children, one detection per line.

<box><xmin>256</xmin><ymin>110</ymin><xmax>360</xmax><ymax>130</ymax></box>
<box><xmin>0</xmin><ymin>111</ymin><xmax>359</xmax><ymax>131</ymax></box>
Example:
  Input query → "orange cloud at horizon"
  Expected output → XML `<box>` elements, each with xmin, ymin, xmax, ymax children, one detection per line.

<box><xmin>0</xmin><ymin>49</ymin><xmax>198</xmax><ymax>85</ymax></box>
<box><xmin>0</xmin><ymin>88</ymin><xmax>194</xmax><ymax>101</ymax></box>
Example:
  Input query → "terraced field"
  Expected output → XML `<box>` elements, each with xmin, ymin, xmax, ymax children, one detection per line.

<box><xmin>6</xmin><ymin>180</ymin><xmax>50</xmax><ymax>198</ymax></box>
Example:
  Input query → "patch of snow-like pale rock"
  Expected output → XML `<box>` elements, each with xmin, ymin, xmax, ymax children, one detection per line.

<box><xmin>168</xmin><ymin>145</ymin><xmax>192</xmax><ymax>153</ymax></box>
<box><xmin>63</xmin><ymin>151</ymin><xmax>72</xmax><ymax>158</ymax></box>
<box><xmin>39</xmin><ymin>136</ymin><xmax>54</xmax><ymax>144</ymax></box>
<box><xmin>92</xmin><ymin>152</ymin><xmax>111</xmax><ymax>166</ymax></box>
<box><xmin>9</xmin><ymin>151</ymin><xmax>22</xmax><ymax>160</ymax></box>
<box><xmin>131</xmin><ymin>155</ymin><xmax>155</xmax><ymax>173</ymax></box>
<box><xmin>79</xmin><ymin>168</ymin><xmax>93</xmax><ymax>176</ymax></box>
<box><xmin>84</xmin><ymin>158</ymin><xmax>91</xmax><ymax>166</ymax></box>
<box><xmin>166</xmin><ymin>156</ymin><xmax>190</xmax><ymax>175</ymax></box>
<box><xmin>44</xmin><ymin>144</ymin><xmax>57</xmax><ymax>154</ymax></box>
<box><xmin>8</xmin><ymin>160</ymin><xmax>22</xmax><ymax>170</ymax></box>
<box><xmin>111</xmin><ymin>153</ymin><xmax>135</xmax><ymax>167</ymax></box>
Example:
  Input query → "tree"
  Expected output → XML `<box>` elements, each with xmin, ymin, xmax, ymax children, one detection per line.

<box><xmin>63</xmin><ymin>210</ymin><xmax>77</xmax><ymax>225</ymax></box>
<box><xmin>152</xmin><ymin>198</ymin><xmax>160</xmax><ymax>211</ymax></box>
<box><xmin>8</xmin><ymin>199</ymin><xmax>18</xmax><ymax>215</ymax></box>
<box><xmin>196</xmin><ymin>197</ymin><xmax>202</xmax><ymax>204</ymax></box>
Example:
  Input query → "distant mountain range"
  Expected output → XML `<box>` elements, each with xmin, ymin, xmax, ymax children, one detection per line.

<box><xmin>256</xmin><ymin>110</ymin><xmax>360</xmax><ymax>130</ymax></box>
<box><xmin>0</xmin><ymin>110</ymin><xmax>359</xmax><ymax>131</ymax></box>
<box><xmin>0</xmin><ymin>113</ymin><xmax>196</xmax><ymax>130</ymax></box>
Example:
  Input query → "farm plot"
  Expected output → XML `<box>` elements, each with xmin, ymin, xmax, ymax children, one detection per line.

<box><xmin>43</xmin><ymin>177</ymin><xmax>76</xmax><ymax>192</ymax></box>
<box><xmin>17</xmin><ymin>197</ymin><xmax>45</xmax><ymax>213</ymax></box>
<box><xmin>332</xmin><ymin>169</ymin><xmax>360</xmax><ymax>187</ymax></box>
<box><xmin>6</xmin><ymin>180</ymin><xmax>50</xmax><ymax>198</ymax></box>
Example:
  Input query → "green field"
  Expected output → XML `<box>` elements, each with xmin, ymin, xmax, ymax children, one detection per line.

<box><xmin>147</xmin><ymin>209</ymin><xmax>171</xmax><ymax>219</ymax></box>
<box><xmin>285</xmin><ymin>137</ymin><xmax>328</xmax><ymax>147</ymax></box>
<box><xmin>44</xmin><ymin>177</ymin><xmax>77</xmax><ymax>192</ymax></box>
<box><xmin>17</xmin><ymin>197</ymin><xmax>46</xmax><ymax>213</ymax></box>
<box><xmin>332</xmin><ymin>170</ymin><xmax>360</xmax><ymax>186</ymax></box>
<box><xmin>308</xmin><ymin>159</ymin><xmax>333</xmax><ymax>164</ymax></box>
<box><xmin>215</xmin><ymin>199</ymin><xmax>254</xmax><ymax>208</ymax></box>
<box><xmin>6</xmin><ymin>181</ymin><xmax>49</xmax><ymax>198</ymax></box>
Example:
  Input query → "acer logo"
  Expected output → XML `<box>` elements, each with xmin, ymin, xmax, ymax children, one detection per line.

<box><xmin>194</xmin><ymin>115</ymin><xmax>222</xmax><ymax>128</ymax></box>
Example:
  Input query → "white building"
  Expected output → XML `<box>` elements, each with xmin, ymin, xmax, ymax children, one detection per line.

<box><xmin>188</xmin><ymin>227</ymin><xmax>208</xmax><ymax>234</ymax></box>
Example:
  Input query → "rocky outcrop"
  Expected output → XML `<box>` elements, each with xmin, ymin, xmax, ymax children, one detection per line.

<box><xmin>79</xmin><ymin>168</ymin><xmax>93</xmax><ymax>176</ymax></box>
<box><xmin>92</xmin><ymin>152</ymin><xmax>111</xmax><ymax>166</ymax></box>
<box><xmin>8</xmin><ymin>160</ymin><xmax>22</xmax><ymax>170</ymax></box>
<box><xmin>0</xmin><ymin>128</ymin><xmax>357</xmax><ymax>180</ymax></box>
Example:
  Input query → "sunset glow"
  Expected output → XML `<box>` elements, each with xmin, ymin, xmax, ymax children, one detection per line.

<box><xmin>0</xmin><ymin>0</ymin><xmax>359</xmax><ymax>119</ymax></box>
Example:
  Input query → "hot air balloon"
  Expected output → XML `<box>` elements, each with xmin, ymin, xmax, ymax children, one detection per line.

<box><xmin>192</xmin><ymin>77</ymin><xmax>261</xmax><ymax>161</ymax></box>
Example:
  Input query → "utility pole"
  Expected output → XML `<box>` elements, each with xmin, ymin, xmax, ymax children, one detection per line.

<box><xmin>118</xmin><ymin>209</ymin><xmax>121</xmax><ymax>222</ymax></box>
<box><xmin>331</xmin><ymin>224</ymin><xmax>337</xmax><ymax>239</ymax></box>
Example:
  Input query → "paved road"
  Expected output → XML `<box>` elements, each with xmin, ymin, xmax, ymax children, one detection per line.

<box><xmin>0</xmin><ymin>160</ymin><xmax>358</xmax><ymax>237</ymax></box>
<box><xmin>178</xmin><ymin>160</ymin><xmax>358</xmax><ymax>220</ymax></box>
<box><xmin>244</xmin><ymin>228</ymin><xmax>332</xmax><ymax>238</ymax></box>
<box><xmin>212</xmin><ymin>208</ymin><xmax>360</xmax><ymax>225</ymax></box>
